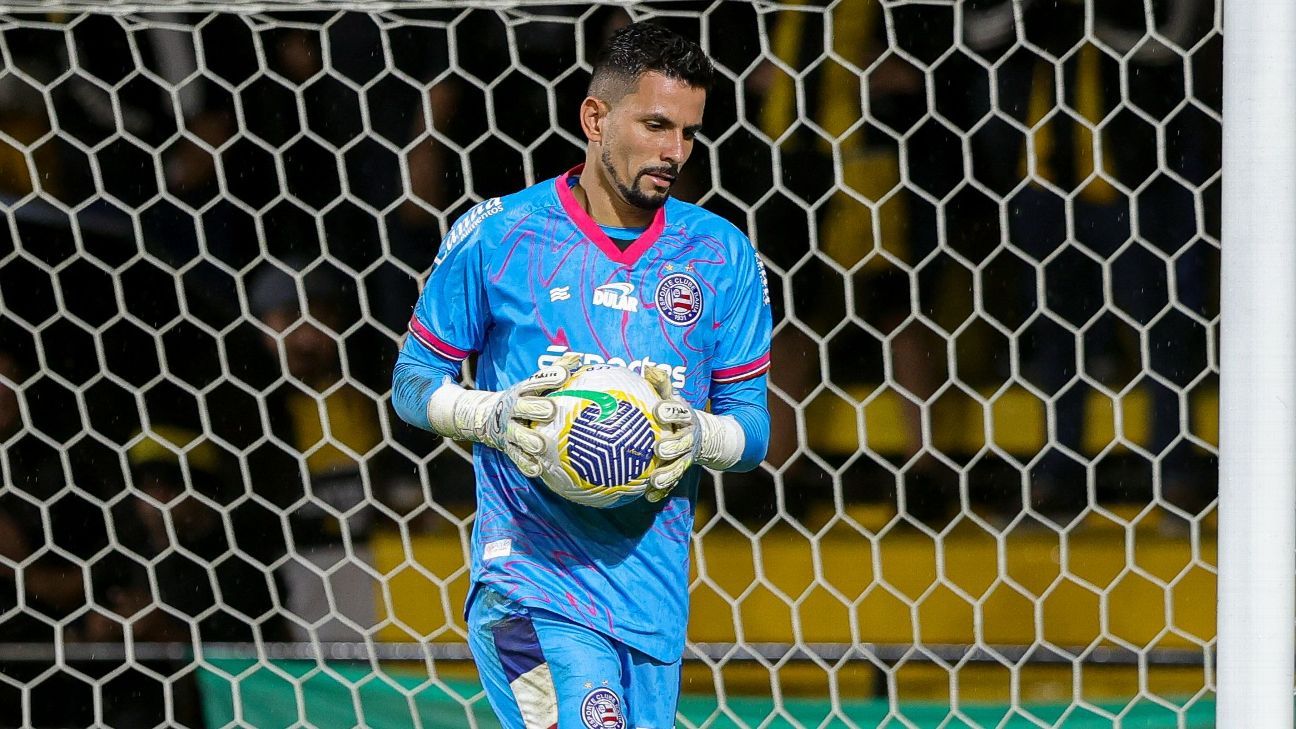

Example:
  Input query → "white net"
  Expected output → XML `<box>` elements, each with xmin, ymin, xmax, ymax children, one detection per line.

<box><xmin>0</xmin><ymin>1</ymin><xmax>1221</xmax><ymax>727</ymax></box>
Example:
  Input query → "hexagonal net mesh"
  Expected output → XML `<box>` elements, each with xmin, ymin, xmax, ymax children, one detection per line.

<box><xmin>0</xmin><ymin>1</ymin><xmax>1220</xmax><ymax>727</ymax></box>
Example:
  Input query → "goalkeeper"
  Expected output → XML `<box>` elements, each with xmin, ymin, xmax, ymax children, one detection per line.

<box><xmin>391</xmin><ymin>21</ymin><xmax>771</xmax><ymax>729</ymax></box>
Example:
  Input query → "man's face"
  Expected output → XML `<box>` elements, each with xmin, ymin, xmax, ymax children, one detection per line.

<box><xmin>597</xmin><ymin>71</ymin><xmax>707</xmax><ymax>210</ymax></box>
<box><xmin>261</xmin><ymin>307</ymin><xmax>340</xmax><ymax>387</ymax></box>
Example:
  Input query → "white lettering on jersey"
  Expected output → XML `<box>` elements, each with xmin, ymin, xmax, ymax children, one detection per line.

<box><xmin>550</xmin><ymin>286</ymin><xmax>571</xmax><ymax>302</ymax></box>
<box><xmin>592</xmin><ymin>283</ymin><xmax>639</xmax><ymax>313</ymax></box>
<box><xmin>434</xmin><ymin>197</ymin><xmax>505</xmax><ymax>265</ymax></box>
<box><xmin>538</xmin><ymin>345</ymin><xmax>685</xmax><ymax>391</ymax></box>
<box><xmin>756</xmin><ymin>256</ymin><xmax>771</xmax><ymax>305</ymax></box>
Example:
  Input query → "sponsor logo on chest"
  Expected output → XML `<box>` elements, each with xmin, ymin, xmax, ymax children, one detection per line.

<box><xmin>538</xmin><ymin>345</ymin><xmax>686</xmax><ymax>391</ymax></box>
<box><xmin>592</xmin><ymin>283</ymin><xmax>638</xmax><ymax>313</ymax></box>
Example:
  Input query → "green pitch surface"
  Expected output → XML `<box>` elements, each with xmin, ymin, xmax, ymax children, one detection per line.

<box><xmin>197</xmin><ymin>659</ymin><xmax>1214</xmax><ymax>728</ymax></box>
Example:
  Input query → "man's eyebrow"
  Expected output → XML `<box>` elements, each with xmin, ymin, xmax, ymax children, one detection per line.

<box><xmin>643</xmin><ymin>111</ymin><xmax>700</xmax><ymax>124</ymax></box>
<box><xmin>641</xmin><ymin>113</ymin><xmax>703</xmax><ymax>134</ymax></box>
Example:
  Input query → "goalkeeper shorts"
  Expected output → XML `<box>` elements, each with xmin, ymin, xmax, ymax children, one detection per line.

<box><xmin>467</xmin><ymin>586</ymin><xmax>682</xmax><ymax>729</ymax></box>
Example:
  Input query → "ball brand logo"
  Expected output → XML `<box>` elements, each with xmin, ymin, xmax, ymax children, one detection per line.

<box><xmin>592</xmin><ymin>282</ymin><xmax>638</xmax><ymax>312</ymax></box>
<box><xmin>655</xmin><ymin>273</ymin><xmax>703</xmax><ymax>326</ymax></box>
<box><xmin>547</xmin><ymin>389</ymin><xmax>618</xmax><ymax>421</ymax></box>
<box><xmin>550</xmin><ymin>286</ymin><xmax>572</xmax><ymax>302</ymax></box>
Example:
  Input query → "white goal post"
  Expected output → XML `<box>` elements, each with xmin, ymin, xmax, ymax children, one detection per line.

<box><xmin>0</xmin><ymin>1</ymin><xmax>1254</xmax><ymax>727</ymax></box>
<box><xmin>1218</xmin><ymin>0</ymin><xmax>1296</xmax><ymax>726</ymax></box>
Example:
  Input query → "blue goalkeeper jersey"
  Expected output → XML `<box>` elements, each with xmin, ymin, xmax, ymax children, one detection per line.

<box><xmin>392</xmin><ymin>167</ymin><xmax>772</xmax><ymax>662</ymax></box>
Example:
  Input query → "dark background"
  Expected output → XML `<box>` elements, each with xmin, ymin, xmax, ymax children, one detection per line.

<box><xmin>0</xmin><ymin>2</ymin><xmax>1220</xmax><ymax>726</ymax></box>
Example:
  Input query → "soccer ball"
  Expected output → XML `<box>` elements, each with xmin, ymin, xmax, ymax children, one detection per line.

<box><xmin>530</xmin><ymin>364</ymin><xmax>663</xmax><ymax>508</ymax></box>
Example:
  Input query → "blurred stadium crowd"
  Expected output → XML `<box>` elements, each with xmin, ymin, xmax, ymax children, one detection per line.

<box><xmin>0</xmin><ymin>1</ymin><xmax>1218</xmax><ymax>726</ymax></box>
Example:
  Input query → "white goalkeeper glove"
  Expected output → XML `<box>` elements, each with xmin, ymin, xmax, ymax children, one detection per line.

<box><xmin>425</xmin><ymin>354</ymin><xmax>582</xmax><ymax>477</ymax></box>
<box><xmin>640</xmin><ymin>368</ymin><xmax>746</xmax><ymax>503</ymax></box>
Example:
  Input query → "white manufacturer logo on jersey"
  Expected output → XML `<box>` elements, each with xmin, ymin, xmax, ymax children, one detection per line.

<box><xmin>592</xmin><ymin>283</ymin><xmax>638</xmax><ymax>313</ymax></box>
<box><xmin>550</xmin><ymin>286</ymin><xmax>571</xmax><ymax>302</ymax></box>
<box><xmin>538</xmin><ymin>345</ymin><xmax>685</xmax><ymax>391</ymax></box>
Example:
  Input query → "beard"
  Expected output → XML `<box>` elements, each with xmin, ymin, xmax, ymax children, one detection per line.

<box><xmin>601</xmin><ymin>146</ymin><xmax>677</xmax><ymax>210</ymax></box>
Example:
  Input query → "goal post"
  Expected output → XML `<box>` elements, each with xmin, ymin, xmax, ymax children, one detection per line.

<box><xmin>1218</xmin><ymin>0</ymin><xmax>1296</xmax><ymax>725</ymax></box>
<box><xmin>0</xmin><ymin>1</ymin><xmax>1232</xmax><ymax>727</ymax></box>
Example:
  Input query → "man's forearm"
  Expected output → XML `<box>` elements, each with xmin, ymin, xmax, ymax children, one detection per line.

<box><xmin>391</xmin><ymin>344</ymin><xmax>461</xmax><ymax>431</ymax></box>
<box><xmin>705</xmin><ymin>377</ymin><xmax>770</xmax><ymax>472</ymax></box>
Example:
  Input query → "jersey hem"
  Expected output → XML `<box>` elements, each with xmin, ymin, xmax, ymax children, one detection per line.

<box><xmin>471</xmin><ymin>577</ymin><xmax>684</xmax><ymax>665</ymax></box>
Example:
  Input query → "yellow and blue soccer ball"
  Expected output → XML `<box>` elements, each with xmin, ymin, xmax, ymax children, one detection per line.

<box><xmin>531</xmin><ymin>364</ymin><xmax>663</xmax><ymax>508</ymax></box>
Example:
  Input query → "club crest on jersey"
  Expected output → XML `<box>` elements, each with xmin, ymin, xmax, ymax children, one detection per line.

<box><xmin>593</xmin><ymin>283</ymin><xmax>638</xmax><ymax>312</ymax></box>
<box><xmin>655</xmin><ymin>273</ymin><xmax>703</xmax><ymax>326</ymax></box>
<box><xmin>581</xmin><ymin>687</ymin><xmax>625</xmax><ymax>729</ymax></box>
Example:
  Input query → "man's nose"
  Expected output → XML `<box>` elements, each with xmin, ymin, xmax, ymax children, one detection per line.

<box><xmin>661</xmin><ymin>132</ymin><xmax>687</xmax><ymax>165</ymax></box>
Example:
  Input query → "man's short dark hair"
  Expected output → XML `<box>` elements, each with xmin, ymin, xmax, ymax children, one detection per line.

<box><xmin>588</xmin><ymin>21</ymin><xmax>715</xmax><ymax>102</ymax></box>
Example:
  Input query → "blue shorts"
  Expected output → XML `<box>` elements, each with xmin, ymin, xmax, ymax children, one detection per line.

<box><xmin>467</xmin><ymin>587</ymin><xmax>681</xmax><ymax>729</ymax></box>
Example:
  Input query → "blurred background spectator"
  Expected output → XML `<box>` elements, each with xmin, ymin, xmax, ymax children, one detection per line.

<box><xmin>0</xmin><ymin>349</ymin><xmax>82</xmax><ymax>726</ymax></box>
<box><xmin>247</xmin><ymin>261</ymin><xmax>386</xmax><ymax>641</ymax></box>
<box><xmin>89</xmin><ymin>425</ymin><xmax>289</xmax><ymax>645</ymax></box>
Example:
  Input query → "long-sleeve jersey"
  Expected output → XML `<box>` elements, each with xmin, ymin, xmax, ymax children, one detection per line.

<box><xmin>391</xmin><ymin>167</ymin><xmax>772</xmax><ymax>662</ymax></box>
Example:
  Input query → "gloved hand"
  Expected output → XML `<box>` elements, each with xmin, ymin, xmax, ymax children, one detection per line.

<box><xmin>641</xmin><ymin>367</ymin><xmax>747</xmax><ymax>503</ymax></box>
<box><xmin>641</xmin><ymin>368</ymin><xmax>699</xmax><ymax>502</ymax></box>
<box><xmin>426</xmin><ymin>353</ymin><xmax>583</xmax><ymax>477</ymax></box>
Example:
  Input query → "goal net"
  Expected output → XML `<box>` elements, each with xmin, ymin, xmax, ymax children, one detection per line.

<box><xmin>0</xmin><ymin>1</ymin><xmax>1221</xmax><ymax>727</ymax></box>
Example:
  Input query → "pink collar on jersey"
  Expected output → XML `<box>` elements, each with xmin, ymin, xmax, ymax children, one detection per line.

<box><xmin>555</xmin><ymin>164</ymin><xmax>667</xmax><ymax>266</ymax></box>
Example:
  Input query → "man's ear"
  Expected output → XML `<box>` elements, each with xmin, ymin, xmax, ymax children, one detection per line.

<box><xmin>579</xmin><ymin>96</ymin><xmax>608</xmax><ymax>142</ymax></box>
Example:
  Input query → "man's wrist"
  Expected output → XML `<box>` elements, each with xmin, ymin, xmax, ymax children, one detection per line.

<box><xmin>426</xmin><ymin>380</ymin><xmax>498</xmax><ymax>443</ymax></box>
<box><xmin>695</xmin><ymin>411</ymin><xmax>745</xmax><ymax>470</ymax></box>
